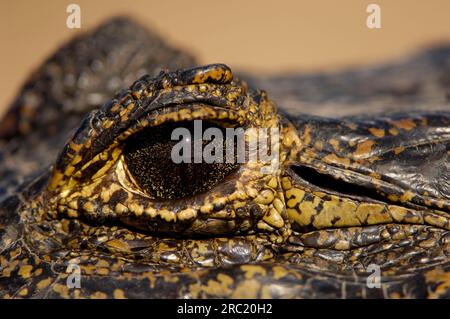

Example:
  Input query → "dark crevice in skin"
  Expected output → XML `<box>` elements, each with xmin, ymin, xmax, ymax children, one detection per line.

<box><xmin>290</xmin><ymin>164</ymin><xmax>401</xmax><ymax>206</ymax></box>
<box><xmin>61</xmin><ymin>213</ymin><xmax>266</xmax><ymax>242</ymax></box>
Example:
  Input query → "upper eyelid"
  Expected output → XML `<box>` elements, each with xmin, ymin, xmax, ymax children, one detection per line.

<box><xmin>48</xmin><ymin>80</ymin><xmax>245</xmax><ymax>192</ymax></box>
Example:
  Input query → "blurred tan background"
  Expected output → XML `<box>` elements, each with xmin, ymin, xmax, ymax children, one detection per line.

<box><xmin>1</xmin><ymin>0</ymin><xmax>450</xmax><ymax>117</ymax></box>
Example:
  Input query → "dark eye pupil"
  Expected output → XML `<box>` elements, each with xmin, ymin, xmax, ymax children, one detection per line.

<box><xmin>123</xmin><ymin>121</ymin><xmax>238</xmax><ymax>199</ymax></box>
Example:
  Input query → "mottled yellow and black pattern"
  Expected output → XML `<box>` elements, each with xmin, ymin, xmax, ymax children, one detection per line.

<box><xmin>0</xmin><ymin>18</ymin><xmax>449</xmax><ymax>299</ymax></box>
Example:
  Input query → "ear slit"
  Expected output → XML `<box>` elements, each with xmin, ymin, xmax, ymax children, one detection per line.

<box><xmin>290</xmin><ymin>164</ymin><xmax>391</xmax><ymax>204</ymax></box>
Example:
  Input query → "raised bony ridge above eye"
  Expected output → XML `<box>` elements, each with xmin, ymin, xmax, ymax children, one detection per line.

<box><xmin>47</xmin><ymin>64</ymin><xmax>240</xmax><ymax>192</ymax></box>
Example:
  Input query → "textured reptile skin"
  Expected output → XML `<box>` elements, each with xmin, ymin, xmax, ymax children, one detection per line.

<box><xmin>0</xmin><ymin>17</ymin><xmax>448</xmax><ymax>299</ymax></box>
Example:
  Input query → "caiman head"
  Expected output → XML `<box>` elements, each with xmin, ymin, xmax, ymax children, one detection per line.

<box><xmin>2</xmin><ymin>62</ymin><xmax>448</xmax><ymax>299</ymax></box>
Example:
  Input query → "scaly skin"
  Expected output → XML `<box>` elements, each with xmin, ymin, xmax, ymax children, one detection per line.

<box><xmin>0</xmin><ymin>18</ymin><xmax>449</xmax><ymax>299</ymax></box>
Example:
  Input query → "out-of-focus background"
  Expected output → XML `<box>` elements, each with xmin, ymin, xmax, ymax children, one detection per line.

<box><xmin>1</xmin><ymin>0</ymin><xmax>449</xmax><ymax>117</ymax></box>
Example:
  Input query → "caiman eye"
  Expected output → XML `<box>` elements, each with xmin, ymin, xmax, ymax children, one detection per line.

<box><xmin>123</xmin><ymin>120</ymin><xmax>239</xmax><ymax>199</ymax></box>
<box><xmin>46</xmin><ymin>64</ymin><xmax>280</xmax><ymax>237</ymax></box>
